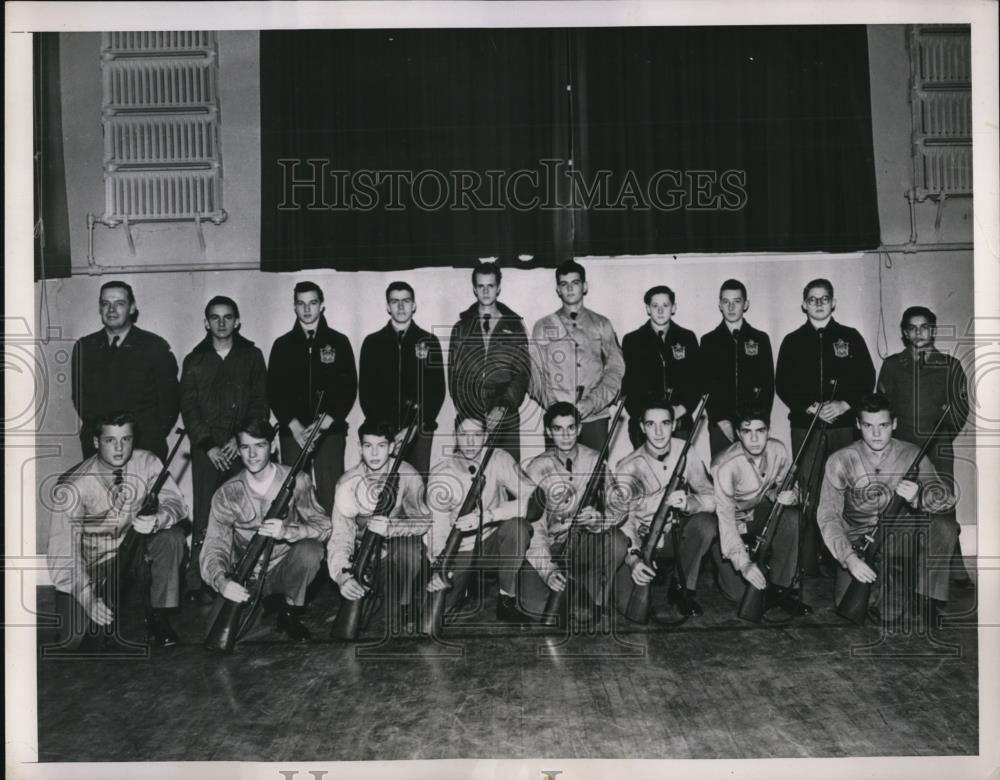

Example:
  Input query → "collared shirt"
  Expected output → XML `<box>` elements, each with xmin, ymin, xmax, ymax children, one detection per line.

<box><xmin>529</xmin><ymin>306</ymin><xmax>625</xmax><ymax>422</ymax></box>
<box><xmin>47</xmin><ymin>450</ymin><xmax>187</xmax><ymax>597</ymax></box>
<box><xmin>712</xmin><ymin>438</ymin><xmax>790</xmax><ymax>572</ymax></box>
<box><xmin>425</xmin><ymin>448</ymin><xmax>535</xmax><ymax>558</ymax></box>
<box><xmin>201</xmin><ymin>464</ymin><xmax>330</xmax><ymax>593</ymax></box>
<box><xmin>817</xmin><ymin>439</ymin><xmax>954</xmax><ymax>566</ymax></box>
<box><xmin>106</xmin><ymin>325</ymin><xmax>131</xmax><ymax>346</ymax></box>
<box><xmin>612</xmin><ymin>441</ymin><xmax>715</xmax><ymax>550</ymax></box>
<box><xmin>327</xmin><ymin>460</ymin><xmax>429</xmax><ymax>586</ymax></box>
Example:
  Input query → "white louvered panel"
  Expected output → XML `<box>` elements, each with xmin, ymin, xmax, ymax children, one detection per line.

<box><xmin>104</xmin><ymin>114</ymin><xmax>218</xmax><ymax>166</ymax></box>
<box><xmin>103</xmin><ymin>59</ymin><xmax>216</xmax><ymax>110</ymax></box>
<box><xmin>105</xmin><ymin>170</ymin><xmax>222</xmax><ymax>221</ymax></box>
<box><xmin>918</xmin><ymin>92</ymin><xmax>971</xmax><ymax>138</ymax></box>
<box><xmin>917</xmin><ymin>147</ymin><xmax>973</xmax><ymax>195</ymax></box>
<box><xmin>102</xmin><ymin>31</ymin><xmax>216</xmax><ymax>55</ymax></box>
<box><xmin>916</xmin><ymin>32</ymin><xmax>971</xmax><ymax>84</ymax></box>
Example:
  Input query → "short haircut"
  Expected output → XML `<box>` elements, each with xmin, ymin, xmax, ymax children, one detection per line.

<box><xmin>92</xmin><ymin>411</ymin><xmax>136</xmax><ymax>438</ymax></box>
<box><xmin>640</xmin><ymin>398</ymin><xmax>676</xmax><ymax>423</ymax></box>
<box><xmin>644</xmin><ymin>285</ymin><xmax>675</xmax><ymax>306</ymax></box>
<box><xmin>385</xmin><ymin>281</ymin><xmax>415</xmax><ymax>302</ymax></box>
<box><xmin>204</xmin><ymin>295</ymin><xmax>240</xmax><ymax>320</ymax></box>
<box><xmin>900</xmin><ymin>305</ymin><xmax>937</xmax><ymax>330</ymax></box>
<box><xmin>803</xmin><ymin>278</ymin><xmax>834</xmax><ymax>299</ymax></box>
<box><xmin>719</xmin><ymin>278</ymin><xmax>748</xmax><ymax>299</ymax></box>
<box><xmin>99</xmin><ymin>280</ymin><xmax>135</xmax><ymax>306</ymax></box>
<box><xmin>555</xmin><ymin>259</ymin><xmax>586</xmax><ymax>284</ymax></box>
<box><xmin>293</xmin><ymin>281</ymin><xmax>324</xmax><ymax>304</ymax></box>
<box><xmin>453</xmin><ymin>411</ymin><xmax>486</xmax><ymax>430</ymax></box>
<box><xmin>238</xmin><ymin>416</ymin><xmax>276</xmax><ymax>442</ymax></box>
<box><xmin>854</xmin><ymin>392</ymin><xmax>896</xmax><ymax>422</ymax></box>
<box><xmin>471</xmin><ymin>262</ymin><xmax>501</xmax><ymax>287</ymax></box>
<box><xmin>544</xmin><ymin>401</ymin><xmax>581</xmax><ymax>429</ymax></box>
<box><xmin>358</xmin><ymin>419</ymin><xmax>397</xmax><ymax>443</ymax></box>
<box><xmin>734</xmin><ymin>403</ymin><xmax>770</xmax><ymax>430</ymax></box>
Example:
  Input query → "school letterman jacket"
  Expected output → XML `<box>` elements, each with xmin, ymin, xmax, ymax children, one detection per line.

<box><xmin>699</xmin><ymin>320</ymin><xmax>774</xmax><ymax>425</ymax></box>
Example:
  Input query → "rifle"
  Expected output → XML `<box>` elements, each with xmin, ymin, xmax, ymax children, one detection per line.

<box><xmin>540</xmin><ymin>394</ymin><xmax>627</xmax><ymax>625</ymax></box>
<box><xmin>112</xmin><ymin>427</ymin><xmax>186</xmax><ymax>637</ymax></box>
<box><xmin>623</xmin><ymin>394</ymin><xmax>709</xmax><ymax>624</ymax></box>
<box><xmin>204</xmin><ymin>394</ymin><xmax>326</xmax><ymax>653</ymax></box>
<box><xmin>836</xmin><ymin>405</ymin><xmax>952</xmax><ymax>625</ymax></box>
<box><xmin>330</xmin><ymin>404</ymin><xmax>421</xmax><ymax>641</ymax></box>
<box><xmin>420</xmin><ymin>411</ymin><xmax>510</xmax><ymax>636</ymax></box>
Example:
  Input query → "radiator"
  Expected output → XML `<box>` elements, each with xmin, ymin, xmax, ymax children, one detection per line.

<box><xmin>100</xmin><ymin>32</ymin><xmax>225</xmax><ymax>226</ymax></box>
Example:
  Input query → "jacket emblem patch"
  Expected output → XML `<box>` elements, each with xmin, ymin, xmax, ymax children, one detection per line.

<box><xmin>743</xmin><ymin>339</ymin><xmax>759</xmax><ymax>357</ymax></box>
<box><xmin>319</xmin><ymin>345</ymin><xmax>336</xmax><ymax>364</ymax></box>
<box><xmin>671</xmin><ymin>343</ymin><xmax>686</xmax><ymax>360</ymax></box>
<box><xmin>833</xmin><ymin>339</ymin><xmax>850</xmax><ymax>358</ymax></box>
<box><xmin>415</xmin><ymin>341</ymin><xmax>430</xmax><ymax>360</ymax></box>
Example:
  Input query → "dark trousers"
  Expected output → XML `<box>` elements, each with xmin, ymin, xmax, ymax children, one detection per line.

<box><xmin>185</xmin><ymin>446</ymin><xmax>241</xmax><ymax>592</ymax></box>
<box><xmin>914</xmin><ymin>439</ymin><xmax>969</xmax><ymax>583</ymax></box>
<box><xmin>440</xmin><ymin>517</ymin><xmax>531</xmax><ymax>610</ymax></box>
<box><xmin>262</xmin><ymin>539</ymin><xmax>325</xmax><ymax>606</ymax></box>
<box><xmin>520</xmin><ymin>527</ymin><xmax>629</xmax><ymax>614</ymax></box>
<box><xmin>793</xmin><ymin>425</ymin><xmax>854</xmax><ymax>574</ymax></box>
<box><xmin>344</xmin><ymin>536</ymin><xmax>427</xmax><ymax>612</ymax></box>
<box><xmin>713</xmin><ymin>501</ymin><xmax>801</xmax><ymax>602</ymax></box>
<box><xmin>402</xmin><ymin>428</ymin><xmax>435</xmax><ymax>482</ymax></box>
<box><xmin>279</xmin><ymin>431</ymin><xmax>346</xmax><ymax>515</ymax></box>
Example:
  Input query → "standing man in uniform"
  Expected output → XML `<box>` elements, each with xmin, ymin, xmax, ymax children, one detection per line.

<box><xmin>700</xmin><ymin>279</ymin><xmax>775</xmax><ymax>458</ymax></box>
<box><xmin>529</xmin><ymin>260</ymin><xmax>625</xmax><ymax>452</ymax></box>
<box><xmin>359</xmin><ymin>281</ymin><xmax>446</xmax><ymax>479</ymax></box>
<box><xmin>180</xmin><ymin>295</ymin><xmax>269</xmax><ymax>602</ymax></box>
<box><xmin>622</xmin><ymin>286</ymin><xmax>701</xmax><ymax>448</ymax></box>
<box><xmin>877</xmin><ymin>305</ymin><xmax>972</xmax><ymax>586</ymax></box>
<box><xmin>72</xmin><ymin>281</ymin><xmax>179</xmax><ymax>461</ymax></box>
<box><xmin>448</xmin><ymin>262</ymin><xmax>531</xmax><ymax>460</ymax></box>
<box><xmin>775</xmin><ymin>278</ymin><xmax>875</xmax><ymax>575</ymax></box>
<box><xmin>268</xmin><ymin>281</ymin><xmax>358</xmax><ymax>514</ymax></box>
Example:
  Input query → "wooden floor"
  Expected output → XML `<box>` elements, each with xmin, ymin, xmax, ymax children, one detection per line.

<box><xmin>35</xmin><ymin>569</ymin><xmax>979</xmax><ymax>762</ymax></box>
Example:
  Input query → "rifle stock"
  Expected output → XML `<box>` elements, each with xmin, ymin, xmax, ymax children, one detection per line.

<box><xmin>204</xmin><ymin>395</ymin><xmax>326</xmax><ymax>653</ymax></box>
<box><xmin>623</xmin><ymin>394</ymin><xmax>709</xmax><ymax>624</ymax></box>
<box><xmin>836</xmin><ymin>405</ymin><xmax>952</xmax><ymax>625</ymax></box>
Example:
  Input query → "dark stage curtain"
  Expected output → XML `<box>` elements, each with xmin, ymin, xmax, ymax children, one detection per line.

<box><xmin>260</xmin><ymin>26</ymin><xmax>880</xmax><ymax>272</ymax></box>
<box><xmin>261</xmin><ymin>29</ymin><xmax>571</xmax><ymax>272</ymax></box>
<box><xmin>34</xmin><ymin>33</ymin><xmax>72</xmax><ymax>281</ymax></box>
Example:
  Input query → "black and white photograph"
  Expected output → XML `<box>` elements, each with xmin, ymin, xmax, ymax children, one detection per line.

<box><xmin>5</xmin><ymin>2</ymin><xmax>999</xmax><ymax>778</ymax></box>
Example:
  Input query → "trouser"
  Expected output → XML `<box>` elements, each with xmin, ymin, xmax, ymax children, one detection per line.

<box><xmin>519</xmin><ymin>526</ymin><xmax>629</xmax><ymax>614</ymax></box>
<box><xmin>709</xmin><ymin>423</ymin><xmax>737</xmax><ymax>458</ymax></box>
<box><xmin>279</xmin><ymin>431</ymin><xmax>346</xmax><ymax>515</ymax></box>
<box><xmin>402</xmin><ymin>428</ymin><xmax>435</xmax><ymax>482</ymax></box>
<box><xmin>792</xmin><ymin>425</ymin><xmax>854</xmax><ymax>574</ymax></box>
<box><xmin>185</xmin><ymin>445</ymin><xmax>241</xmax><ymax>592</ymax></box>
<box><xmin>51</xmin><ymin>525</ymin><xmax>186</xmax><ymax>648</ymax></box>
<box><xmin>714</xmin><ymin>502</ymin><xmax>801</xmax><ymax>602</ymax></box>
<box><xmin>439</xmin><ymin>517</ymin><xmax>531</xmax><ymax>611</ymax></box>
<box><xmin>261</xmin><ymin>539</ymin><xmax>325</xmax><ymax>606</ymax></box>
<box><xmin>614</xmin><ymin>512</ymin><xmax>718</xmax><ymax>611</ymax></box>
<box><xmin>908</xmin><ymin>437</ymin><xmax>969</xmax><ymax>582</ymax></box>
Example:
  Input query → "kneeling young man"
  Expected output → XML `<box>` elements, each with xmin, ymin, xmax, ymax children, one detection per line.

<box><xmin>425</xmin><ymin>413</ymin><xmax>538</xmax><ymax>623</ymax></box>
<box><xmin>817</xmin><ymin>392</ymin><xmax>956</xmax><ymax>624</ymax></box>
<box><xmin>712</xmin><ymin>406</ymin><xmax>812</xmax><ymax>616</ymax></box>
<box><xmin>329</xmin><ymin>420</ymin><xmax>430</xmax><ymax>624</ymax></box>
<box><xmin>614</xmin><ymin>400</ymin><xmax>716</xmax><ymax>619</ymax></box>
<box><xmin>47</xmin><ymin>413</ymin><xmax>188</xmax><ymax>650</ymax></box>
<box><xmin>201</xmin><ymin>417</ymin><xmax>330</xmax><ymax>641</ymax></box>
<box><xmin>521</xmin><ymin>402</ymin><xmax>627</xmax><ymax>624</ymax></box>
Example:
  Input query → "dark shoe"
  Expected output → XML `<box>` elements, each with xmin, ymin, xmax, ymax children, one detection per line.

<box><xmin>184</xmin><ymin>586</ymin><xmax>215</xmax><ymax>606</ymax></box>
<box><xmin>146</xmin><ymin>610</ymin><xmax>180</xmax><ymax>648</ymax></box>
<box><xmin>496</xmin><ymin>594</ymin><xmax>532</xmax><ymax>624</ymax></box>
<box><xmin>778</xmin><ymin>590</ymin><xmax>814</xmax><ymax>617</ymax></box>
<box><xmin>667</xmin><ymin>579</ymin><xmax>703</xmax><ymax>616</ymax></box>
<box><xmin>276</xmin><ymin>604</ymin><xmax>312</xmax><ymax>642</ymax></box>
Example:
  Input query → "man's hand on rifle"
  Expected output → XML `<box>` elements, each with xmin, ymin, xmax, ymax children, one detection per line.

<box><xmin>817</xmin><ymin>400</ymin><xmax>850</xmax><ymax>423</ymax></box>
<box><xmin>425</xmin><ymin>572</ymin><xmax>450</xmax><ymax>592</ymax></box>
<box><xmin>79</xmin><ymin>585</ymin><xmax>114</xmax><ymax>625</ymax></box>
<box><xmin>259</xmin><ymin>518</ymin><xmax>293</xmax><ymax>541</ymax></box>
<box><xmin>131</xmin><ymin>513</ymin><xmax>158</xmax><ymax>535</ymax></box>
<box><xmin>576</xmin><ymin>506</ymin><xmax>605</xmax><ymax>533</ymax></box>
<box><xmin>367</xmin><ymin>515</ymin><xmax>390</xmax><ymax>536</ymax></box>
<box><xmin>455</xmin><ymin>508</ymin><xmax>493</xmax><ymax>533</ymax></box>
<box><xmin>846</xmin><ymin>555</ymin><xmax>877</xmax><ymax>583</ymax></box>
<box><xmin>629</xmin><ymin>555</ymin><xmax>657</xmax><ymax>586</ymax></box>
<box><xmin>740</xmin><ymin>562</ymin><xmax>768</xmax><ymax>591</ymax></box>
<box><xmin>666</xmin><ymin>489</ymin><xmax>689</xmax><ymax>512</ymax></box>
<box><xmin>546</xmin><ymin>571</ymin><xmax>567</xmax><ymax>592</ymax></box>
<box><xmin>895</xmin><ymin>479</ymin><xmax>920</xmax><ymax>507</ymax></box>
<box><xmin>222</xmin><ymin>579</ymin><xmax>250</xmax><ymax>603</ymax></box>
<box><xmin>340</xmin><ymin>576</ymin><xmax>367</xmax><ymax>600</ymax></box>
<box><xmin>776</xmin><ymin>486</ymin><xmax>799</xmax><ymax>506</ymax></box>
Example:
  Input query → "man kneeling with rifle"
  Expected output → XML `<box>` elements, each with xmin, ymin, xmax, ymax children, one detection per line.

<box><xmin>817</xmin><ymin>393</ymin><xmax>955</xmax><ymax>626</ymax></box>
<box><xmin>47</xmin><ymin>413</ymin><xmax>188</xmax><ymax>651</ymax></box>
<box><xmin>201</xmin><ymin>417</ymin><xmax>330</xmax><ymax>642</ymax></box>
<box><xmin>713</xmin><ymin>405</ymin><xmax>812</xmax><ymax>618</ymax></box>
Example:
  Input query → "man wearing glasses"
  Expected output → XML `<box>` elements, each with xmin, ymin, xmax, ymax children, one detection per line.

<box><xmin>775</xmin><ymin>278</ymin><xmax>875</xmax><ymax>576</ymax></box>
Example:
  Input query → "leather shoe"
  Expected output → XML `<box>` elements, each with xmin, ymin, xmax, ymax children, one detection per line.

<box><xmin>146</xmin><ymin>610</ymin><xmax>180</xmax><ymax>648</ymax></box>
<box><xmin>496</xmin><ymin>594</ymin><xmax>532</xmax><ymax>624</ymax></box>
<box><xmin>667</xmin><ymin>579</ymin><xmax>703</xmax><ymax>616</ymax></box>
<box><xmin>276</xmin><ymin>604</ymin><xmax>312</xmax><ymax>642</ymax></box>
<box><xmin>777</xmin><ymin>590</ymin><xmax>813</xmax><ymax>617</ymax></box>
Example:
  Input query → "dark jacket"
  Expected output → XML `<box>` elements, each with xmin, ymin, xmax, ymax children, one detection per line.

<box><xmin>877</xmin><ymin>346</ymin><xmax>969</xmax><ymax>445</ymax></box>
<box><xmin>775</xmin><ymin>318</ymin><xmax>875</xmax><ymax>428</ymax></box>
<box><xmin>267</xmin><ymin>315</ymin><xmax>358</xmax><ymax>436</ymax></box>
<box><xmin>622</xmin><ymin>320</ymin><xmax>701</xmax><ymax>427</ymax></box>
<box><xmin>180</xmin><ymin>332</ymin><xmax>269</xmax><ymax>451</ymax></box>
<box><xmin>699</xmin><ymin>320</ymin><xmax>774</xmax><ymax>425</ymax></box>
<box><xmin>359</xmin><ymin>321</ymin><xmax>446</xmax><ymax>431</ymax></box>
<box><xmin>447</xmin><ymin>301</ymin><xmax>530</xmax><ymax>420</ymax></box>
<box><xmin>71</xmin><ymin>325</ymin><xmax>180</xmax><ymax>449</ymax></box>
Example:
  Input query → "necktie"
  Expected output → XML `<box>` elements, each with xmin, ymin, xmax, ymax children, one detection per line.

<box><xmin>658</xmin><ymin>330</ymin><xmax>666</xmax><ymax>344</ymax></box>
<box><xmin>113</xmin><ymin>468</ymin><xmax>123</xmax><ymax>486</ymax></box>
<box><xmin>398</xmin><ymin>330</ymin><xmax>405</xmax><ymax>346</ymax></box>
<box><xmin>482</xmin><ymin>314</ymin><xmax>491</xmax><ymax>336</ymax></box>
<box><xmin>110</xmin><ymin>335</ymin><xmax>120</xmax><ymax>351</ymax></box>
<box><xmin>569</xmin><ymin>312</ymin><xmax>578</xmax><ymax>324</ymax></box>
<box><xmin>565</xmin><ymin>458</ymin><xmax>573</xmax><ymax>474</ymax></box>
<box><xmin>732</xmin><ymin>329</ymin><xmax>740</xmax><ymax>341</ymax></box>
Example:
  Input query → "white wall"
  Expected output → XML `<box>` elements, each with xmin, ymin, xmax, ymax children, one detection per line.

<box><xmin>31</xmin><ymin>27</ymin><xmax>978</xmax><ymax>554</ymax></box>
